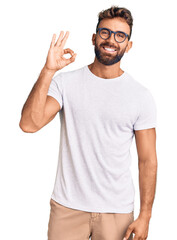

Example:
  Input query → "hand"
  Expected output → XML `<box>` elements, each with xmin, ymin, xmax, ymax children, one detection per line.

<box><xmin>123</xmin><ymin>215</ymin><xmax>150</xmax><ymax>240</ymax></box>
<box><xmin>44</xmin><ymin>31</ymin><xmax>77</xmax><ymax>72</ymax></box>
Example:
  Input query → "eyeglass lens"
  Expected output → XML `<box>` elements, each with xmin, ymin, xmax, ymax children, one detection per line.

<box><xmin>99</xmin><ymin>29</ymin><xmax>126</xmax><ymax>42</ymax></box>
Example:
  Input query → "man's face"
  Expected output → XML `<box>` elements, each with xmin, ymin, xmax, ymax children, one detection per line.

<box><xmin>92</xmin><ymin>18</ymin><xmax>132</xmax><ymax>66</ymax></box>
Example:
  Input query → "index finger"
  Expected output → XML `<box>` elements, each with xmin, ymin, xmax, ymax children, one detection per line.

<box><xmin>60</xmin><ymin>31</ymin><xmax>69</xmax><ymax>49</ymax></box>
<box><xmin>55</xmin><ymin>31</ymin><xmax>64</xmax><ymax>47</ymax></box>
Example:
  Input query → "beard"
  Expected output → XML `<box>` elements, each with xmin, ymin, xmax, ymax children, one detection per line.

<box><xmin>94</xmin><ymin>40</ymin><xmax>127</xmax><ymax>66</ymax></box>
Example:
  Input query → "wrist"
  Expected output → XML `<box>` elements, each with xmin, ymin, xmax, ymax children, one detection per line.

<box><xmin>139</xmin><ymin>210</ymin><xmax>152</xmax><ymax>220</ymax></box>
<box><xmin>42</xmin><ymin>65</ymin><xmax>56</xmax><ymax>75</ymax></box>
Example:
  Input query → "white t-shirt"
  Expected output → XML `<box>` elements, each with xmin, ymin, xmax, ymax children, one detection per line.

<box><xmin>47</xmin><ymin>65</ymin><xmax>157</xmax><ymax>213</ymax></box>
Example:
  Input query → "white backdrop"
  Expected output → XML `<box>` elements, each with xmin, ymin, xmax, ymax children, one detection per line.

<box><xmin>0</xmin><ymin>0</ymin><xmax>176</xmax><ymax>239</ymax></box>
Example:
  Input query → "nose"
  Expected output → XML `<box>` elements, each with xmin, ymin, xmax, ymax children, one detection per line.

<box><xmin>108</xmin><ymin>32</ymin><xmax>116</xmax><ymax>43</ymax></box>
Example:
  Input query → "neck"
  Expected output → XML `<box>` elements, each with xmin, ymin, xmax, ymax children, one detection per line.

<box><xmin>88</xmin><ymin>58</ymin><xmax>124</xmax><ymax>79</ymax></box>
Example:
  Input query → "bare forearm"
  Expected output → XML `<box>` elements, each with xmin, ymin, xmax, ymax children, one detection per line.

<box><xmin>19</xmin><ymin>66</ymin><xmax>56</xmax><ymax>132</ymax></box>
<box><xmin>138</xmin><ymin>160</ymin><xmax>157</xmax><ymax>220</ymax></box>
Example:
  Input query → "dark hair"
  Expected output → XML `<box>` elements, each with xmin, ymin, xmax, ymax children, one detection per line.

<box><xmin>96</xmin><ymin>5</ymin><xmax>133</xmax><ymax>40</ymax></box>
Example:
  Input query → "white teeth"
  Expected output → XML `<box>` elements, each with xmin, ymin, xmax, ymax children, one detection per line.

<box><xmin>104</xmin><ymin>47</ymin><xmax>116</xmax><ymax>52</ymax></box>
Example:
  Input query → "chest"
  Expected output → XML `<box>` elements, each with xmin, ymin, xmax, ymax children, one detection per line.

<box><xmin>64</xmin><ymin>81</ymin><xmax>139</xmax><ymax>128</ymax></box>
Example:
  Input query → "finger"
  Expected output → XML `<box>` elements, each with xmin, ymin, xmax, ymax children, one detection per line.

<box><xmin>123</xmin><ymin>227</ymin><xmax>133</xmax><ymax>240</ymax></box>
<box><xmin>63</xmin><ymin>53</ymin><xmax>77</xmax><ymax>65</ymax></box>
<box><xmin>64</xmin><ymin>48</ymin><xmax>74</xmax><ymax>56</ymax></box>
<box><xmin>60</xmin><ymin>31</ymin><xmax>69</xmax><ymax>49</ymax></box>
<box><xmin>131</xmin><ymin>235</ymin><xmax>138</xmax><ymax>240</ymax></box>
<box><xmin>50</xmin><ymin>33</ymin><xmax>56</xmax><ymax>48</ymax></box>
<box><xmin>56</xmin><ymin>31</ymin><xmax>65</xmax><ymax>47</ymax></box>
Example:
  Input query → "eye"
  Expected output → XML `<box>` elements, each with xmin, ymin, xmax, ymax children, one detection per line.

<box><xmin>101</xmin><ymin>30</ymin><xmax>109</xmax><ymax>35</ymax></box>
<box><xmin>99</xmin><ymin>29</ymin><xmax>110</xmax><ymax>39</ymax></box>
<box><xmin>116</xmin><ymin>32</ymin><xmax>125</xmax><ymax>38</ymax></box>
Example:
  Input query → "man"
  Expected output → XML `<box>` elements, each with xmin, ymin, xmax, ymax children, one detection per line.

<box><xmin>19</xmin><ymin>5</ymin><xmax>157</xmax><ymax>240</ymax></box>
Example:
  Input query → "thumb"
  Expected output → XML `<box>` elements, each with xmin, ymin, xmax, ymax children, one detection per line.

<box><xmin>123</xmin><ymin>227</ymin><xmax>133</xmax><ymax>240</ymax></box>
<box><xmin>64</xmin><ymin>53</ymin><xmax>77</xmax><ymax>65</ymax></box>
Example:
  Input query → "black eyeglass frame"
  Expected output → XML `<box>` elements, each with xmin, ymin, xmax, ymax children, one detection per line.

<box><xmin>96</xmin><ymin>27</ymin><xmax>130</xmax><ymax>43</ymax></box>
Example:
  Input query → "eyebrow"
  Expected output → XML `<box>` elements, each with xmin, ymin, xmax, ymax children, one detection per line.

<box><xmin>100</xmin><ymin>27</ymin><xmax>124</xmax><ymax>32</ymax></box>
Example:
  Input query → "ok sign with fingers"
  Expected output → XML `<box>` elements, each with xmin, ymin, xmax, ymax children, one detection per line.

<box><xmin>44</xmin><ymin>31</ymin><xmax>77</xmax><ymax>72</ymax></box>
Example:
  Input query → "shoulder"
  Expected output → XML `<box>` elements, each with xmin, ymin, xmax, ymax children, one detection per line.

<box><xmin>52</xmin><ymin>66</ymin><xmax>85</xmax><ymax>88</ymax></box>
<box><xmin>125</xmin><ymin>72</ymin><xmax>148</xmax><ymax>90</ymax></box>
<box><xmin>57</xmin><ymin>66</ymin><xmax>85</xmax><ymax>78</ymax></box>
<box><xmin>124</xmin><ymin>72</ymin><xmax>153</xmax><ymax>98</ymax></box>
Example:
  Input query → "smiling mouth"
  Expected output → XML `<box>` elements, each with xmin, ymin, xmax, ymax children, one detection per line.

<box><xmin>102</xmin><ymin>46</ymin><xmax>117</xmax><ymax>53</ymax></box>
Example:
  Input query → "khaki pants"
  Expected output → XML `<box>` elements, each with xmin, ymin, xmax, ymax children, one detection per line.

<box><xmin>47</xmin><ymin>198</ymin><xmax>134</xmax><ymax>240</ymax></box>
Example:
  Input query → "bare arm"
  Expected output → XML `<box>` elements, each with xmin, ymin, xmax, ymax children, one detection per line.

<box><xmin>123</xmin><ymin>129</ymin><xmax>157</xmax><ymax>240</ymax></box>
<box><xmin>19</xmin><ymin>67</ymin><xmax>58</xmax><ymax>132</ymax></box>
<box><xmin>134</xmin><ymin>128</ymin><xmax>158</xmax><ymax>220</ymax></box>
<box><xmin>19</xmin><ymin>31</ymin><xmax>77</xmax><ymax>133</ymax></box>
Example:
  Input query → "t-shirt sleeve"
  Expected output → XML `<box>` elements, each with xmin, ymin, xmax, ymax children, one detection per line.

<box><xmin>133</xmin><ymin>89</ymin><xmax>157</xmax><ymax>131</ymax></box>
<box><xmin>47</xmin><ymin>73</ymin><xmax>63</xmax><ymax>109</ymax></box>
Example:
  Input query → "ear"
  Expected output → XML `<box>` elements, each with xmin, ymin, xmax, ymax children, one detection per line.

<box><xmin>92</xmin><ymin>33</ymin><xmax>96</xmax><ymax>46</ymax></box>
<box><xmin>125</xmin><ymin>41</ymin><xmax>133</xmax><ymax>53</ymax></box>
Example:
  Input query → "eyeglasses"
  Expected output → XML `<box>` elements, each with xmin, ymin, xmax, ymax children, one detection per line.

<box><xmin>96</xmin><ymin>27</ymin><xmax>130</xmax><ymax>43</ymax></box>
